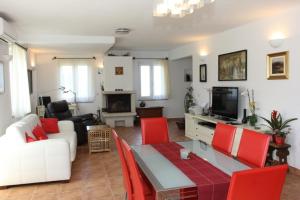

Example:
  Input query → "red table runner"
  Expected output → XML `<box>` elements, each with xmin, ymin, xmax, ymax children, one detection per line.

<box><xmin>152</xmin><ymin>142</ymin><xmax>230</xmax><ymax>200</ymax></box>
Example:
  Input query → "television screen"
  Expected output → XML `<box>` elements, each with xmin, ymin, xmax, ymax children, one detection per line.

<box><xmin>212</xmin><ymin>87</ymin><xmax>238</xmax><ymax>120</ymax></box>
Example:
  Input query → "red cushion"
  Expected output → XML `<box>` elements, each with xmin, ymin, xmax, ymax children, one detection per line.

<box><xmin>40</xmin><ymin>118</ymin><xmax>59</xmax><ymax>133</ymax></box>
<box><xmin>32</xmin><ymin>125</ymin><xmax>48</xmax><ymax>140</ymax></box>
<box><xmin>25</xmin><ymin>133</ymin><xmax>37</xmax><ymax>143</ymax></box>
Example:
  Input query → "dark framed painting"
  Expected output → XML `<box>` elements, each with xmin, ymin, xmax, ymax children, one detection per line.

<box><xmin>115</xmin><ymin>66</ymin><xmax>124</xmax><ymax>75</ymax></box>
<box><xmin>267</xmin><ymin>51</ymin><xmax>288</xmax><ymax>80</ymax></box>
<box><xmin>0</xmin><ymin>62</ymin><xmax>4</xmax><ymax>94</ymax></box>
<box><xmin>27</xmin><ymin>69</ymin><xmax>33</xmax><ymax>94</ymax></box>
<box><xmin>199</xmin><ymin>64</ymin><xmax>207</xmax><ymax>82</ymax></box>
<box><xmin>218</xmin><ymin>50</ymin><xmax>247</xmax><ymax>81</ymax></box>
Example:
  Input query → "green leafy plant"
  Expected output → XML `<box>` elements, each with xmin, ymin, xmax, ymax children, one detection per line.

<box><xmin>184</xmin><ymin>86</ymin><xmax>195</xmax><ymax>113</ymax></box>
<box><xmin>260</xmin><ymin>110</ymin><xmax>297</xmax><ymax>137</ymax></box>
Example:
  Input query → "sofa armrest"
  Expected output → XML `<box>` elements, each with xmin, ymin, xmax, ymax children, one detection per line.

<box><xmin>0</xmin><ymin>139</ymin><xmax>71</xmax><ymax>186</ymax></box>
<box><xmin>58</xmin><ymin>120</ymin><xmax>75</xmax><ymax>132</ymax></box>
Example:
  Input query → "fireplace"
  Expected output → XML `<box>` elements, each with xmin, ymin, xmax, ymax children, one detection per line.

<box><xmin>106</xmin><ymin>94</ymin><xmax>131</xmax><ymax>113</ymax></box>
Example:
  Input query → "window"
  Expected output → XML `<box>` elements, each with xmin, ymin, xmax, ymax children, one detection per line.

<box><xmin>59</xmin><ymin>60</ymin><xmax>95</xmax><ymax>103</ymax></box>
<box><xmin>139</xmin><ymin>60</ymin><xmax>169</xmax><ymax>100</ymax></box>
<box><xmin>9</xmin><ymin>44</ymin><xmax>31</xmax><ymax>118</ymax></box>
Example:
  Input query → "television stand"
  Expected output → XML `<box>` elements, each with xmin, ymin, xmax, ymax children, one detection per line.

<box><xmin>185</xmin><ymin>113</ymin><xmax>265</xmax><ymax>156</ymax></box>
<box><xmin>214</xmin><ymin>115</ymin><xmax>236</xmax><ymax>122</ymax></box>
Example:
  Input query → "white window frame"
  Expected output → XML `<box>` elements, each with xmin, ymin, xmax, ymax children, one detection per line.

<box><xmin>138</xmin><ymin>60</ymin><xmax>169</xmax><ymax>101</ymax></box>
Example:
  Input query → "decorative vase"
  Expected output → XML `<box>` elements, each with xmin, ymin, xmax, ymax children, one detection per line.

<box><xmin>249</xmin><ymin>114</ymin><xmax>257</xmax><ymax>127</ymax></box>
<box><xmin>274</xmin><ymin>135</ymin><xmax>285</xmax><ymax>145</ymax></box>
<box><xmin>242</xmin><ymin>109</ymin><xmax>248</xmax><ymax>124</ymax></box>
<box><xmin>139</xmin><ymin>101</ymin><xmax>146</xmax><ymax>107</ymax></box>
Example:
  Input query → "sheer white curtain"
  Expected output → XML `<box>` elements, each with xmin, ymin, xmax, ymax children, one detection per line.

<box><xmin>153</xmin><ymin>59</ymin><xmax>170</xmax><ymax>100</ymax></box>
<box><xmin>9</xmin><ymin>44</ymin><xmax>31</xmax><ymax>118</ymax></box>
<box><xmin>138</xmin><ymin>59</ymin><xmax>170</xmax><ymax>100</ymax></box>
<box><xmin>59</xmin><ymin>59</ymin><xmax>96</xmax><ymax>103</ymax></box>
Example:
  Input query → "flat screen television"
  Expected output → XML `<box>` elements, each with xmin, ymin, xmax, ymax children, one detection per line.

<box><xmin>212</xmin><ymin>87</ymin><xmax>239</xmax><ymax>120</ymax></box>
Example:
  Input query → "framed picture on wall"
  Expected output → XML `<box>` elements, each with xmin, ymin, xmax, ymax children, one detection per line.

<box><xmin>184</xmin><ymin>69</ymin><xmax>192</xmax><ymax>82</ymax></box>
<box><xmin>199</xmin><ymin>64</ymin><xmax>207</xmax><ymax>82</ymax></box>
<box><xmin>115</xmin><ymin>66</ymin><xmax>124</xmax><ymax>75</ymax></box>
<box><xmin>267</xmin><ymin>51</ymin><xmax>289</xmax><ymax>80</ymax></box>
<box><xmin>218</xmin><ymin>50</ymin><xmax>247</xmax><ymax>81</ymax></box>
<box><xmin>0</xmin><ymin>62</ymin><xmax>4</xmax><ymax>94</ymax></box>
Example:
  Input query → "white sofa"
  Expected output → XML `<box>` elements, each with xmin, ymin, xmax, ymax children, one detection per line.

<box><xmin>0</xmin><ymin>114</ymin><xmax>77</xmax><ymax>187</ymax></box>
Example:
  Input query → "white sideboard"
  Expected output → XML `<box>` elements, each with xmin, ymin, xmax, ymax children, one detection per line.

<box><xmin>185</xmin><ymin>113</ymin><xmax>265</xmax><ymax>156</ymax></box>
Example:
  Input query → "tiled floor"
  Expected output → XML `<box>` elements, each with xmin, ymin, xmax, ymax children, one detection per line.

<box><xmin>0</xmin><ymin>120</ymin><xmax>299</xmax><ymax>200</ymax></box>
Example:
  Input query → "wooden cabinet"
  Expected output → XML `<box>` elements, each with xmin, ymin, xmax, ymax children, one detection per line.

<box><xmin>184</xmin><ymin>113</ymin><xmax>257</xmax><ymax>156</ymax></box>
<box><xmin>136</xmin><ymin>107</ymin><xmax>163</xmax><ymax>118</ymax></box>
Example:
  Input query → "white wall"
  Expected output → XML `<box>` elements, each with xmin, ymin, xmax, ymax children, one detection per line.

<box><xmin>103</xmin><ymin>56</ymin><xmax>133</xmax><ymax>91</ymax></box>
<box><xmin>133</xmin><ymin>57</ymin><xmax>193</xmax><ymax>118</ymax></box>
<box><xmin>35</xmin><ymin>54</ymin><xmax>103</xmax><ymax>114</ymax></box>
<box><xmin>169</xmin><ymin>6</ymin><xmax>300</xmax><ymax>169</ymax></box>
<box><xmin>109</xmin><ymin>50</ymin><xmax>192</xmax><ymax>118</ymax></box>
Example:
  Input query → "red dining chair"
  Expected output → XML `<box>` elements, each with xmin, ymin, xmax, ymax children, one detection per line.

<box><xmin>227</xmin><ymin>165</ymin><xmax>288</xmax><ymax>200</ymax></box>
<box><xmin>141</xmin><ymin>117</ymin><xmax>169</xmax><ymax>145</ymax></box>
<box><xmin>212</xmin><ymin>123</ymin><xmax>237</xmax><ymax>155</ymax></box>
<box><xmin>121</xmin><ymin>139</ymin><xmax>155</xmax><ymax>200</ymax></box>
<box><xmin>112</xmin><ymin>130</ymin><xmax>133</xmax><ymax>200</ymax></box>
<box><xmin>237</xmin><ymin>129</ymin><xmax>271</xmax><ymax>168</ymax></box>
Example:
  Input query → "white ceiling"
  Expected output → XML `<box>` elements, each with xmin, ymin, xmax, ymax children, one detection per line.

<box><xmin>0</xmin><ymin>0</ymin><xmax>299</xmax><ymax>53</ymax></box>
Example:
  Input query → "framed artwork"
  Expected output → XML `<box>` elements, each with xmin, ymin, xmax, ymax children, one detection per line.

<box><xmin>267</xmin><ymin>51</ymin><xmax>289</xmax><ymax>80</ymax></box>
<box><xmin>0</xmin><ymin>62</ymin><xmax>4</xmax><ymax>94</ymax></box>
<box><xmin>184</xmin><ymin>69</ymin><xmax>192</xmax><ymax>82</ymax></box>
<box><xmin>218</xmin><ymin>50</ymin><xmax>247</xmax><ymax>81</ymax></box>
<box><xmin>199</xmin><ymin>64</ymin><xmax>207</xmax><ymax>82</ymax></box>
<box><xmin>28</xmin><ymin>69</ymin><xmax>33</xmax><ymax>94</ymax></box>
<box><xmin>115</xmin><ymin>66</ymin><xmax>124</xmax><ymax>75</ymax></box>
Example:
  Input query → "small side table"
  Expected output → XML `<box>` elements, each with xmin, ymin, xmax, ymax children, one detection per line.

<box><xmin>36</xmin><ymin>105</ymin><xmax>46</xmax><ymax>118</ymax></box>
<box><xmin>266</xmin><ymin>142</ymin><xmax>291</xmax><ymax>166</ymax></box>
<box><xmin>87</xmin><ymin>125</ymin><xmax>111</xmax><ymax>154</ymax></box>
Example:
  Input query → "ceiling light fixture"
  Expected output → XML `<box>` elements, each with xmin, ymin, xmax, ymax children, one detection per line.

<box><xmin>115</xmin><ymin>28</ymin><xmax>131</xmax><ymax>35</ymax></box>
<box><xmin>153</xmin><ymin>0</ymin><xmax>215</xmax><ymax>18</ymax></box>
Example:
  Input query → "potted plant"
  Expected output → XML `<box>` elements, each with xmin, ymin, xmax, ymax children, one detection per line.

<box><xmin>243</xmin><ymin>89</ymin><xmax>257</xmax><ymax>126</ymax></box>
<box><xmin>184</xmin><ymin>86</ymin><xmax>195</xmax><ymax>113</ymax></box>
<box><xmin>260</xmin><ymin>110</ymin><xmax>297</xmax><ymax>145</ymax></box>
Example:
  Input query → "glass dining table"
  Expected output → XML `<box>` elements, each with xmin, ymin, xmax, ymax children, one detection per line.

<box><xmin>131</xmin><ymin>140</ymin><xmax>250</xmax><ymax>200</ymax></box>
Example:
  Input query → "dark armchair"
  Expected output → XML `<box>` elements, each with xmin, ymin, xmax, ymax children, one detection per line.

<box><xmin>46</xmin><ymin>100</ymin><xmax>97</xmax><ymax>145</ymax></box>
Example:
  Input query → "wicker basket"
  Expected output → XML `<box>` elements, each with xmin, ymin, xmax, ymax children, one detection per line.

<box><xmin>87</xmin><ymin>125</ymin><xmax>111</xmax><ymax>153</ymax></box>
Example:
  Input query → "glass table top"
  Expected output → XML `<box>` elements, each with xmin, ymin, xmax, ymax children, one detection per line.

<box><xmin>177</xmin><ymin>141</ymin><xmax>250</xmax><ymax>176</ymax></box>
<box><xmin>131</xmin><ymin>140</ymin><xmax>250</xmax><ymax>192</ymax></box>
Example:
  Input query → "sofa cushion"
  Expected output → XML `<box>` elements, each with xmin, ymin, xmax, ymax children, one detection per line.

<box><xmin>33</xmin><ymin>125</ymin><xmax>48</xmax><ymax>140</ymax></box>
<box><xmin>40</xmin><ymin>118</ymin><xmax>59</xmax><ymax>133</ymax></box>
<box><xmin>25</xmin><ymin>133</ymin><xmax>37</xmax><ymax>143</ymax></box>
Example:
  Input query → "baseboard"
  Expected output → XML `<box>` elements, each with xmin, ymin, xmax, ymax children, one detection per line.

<box><xmin>167</xmin><ymin>117</ymin><xmax>184</xmax><ymax>121</ymax></box>
<box><xmin>289</xmin><ymin>166</ymin><xmax>300</xmax><ymax>176</ymax></box>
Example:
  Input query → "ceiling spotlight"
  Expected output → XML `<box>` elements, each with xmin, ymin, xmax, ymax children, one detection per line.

<box><xmin>115</xmin><ymin>28</ymin><xmax>131</xmax><ymax>35</ymax></box>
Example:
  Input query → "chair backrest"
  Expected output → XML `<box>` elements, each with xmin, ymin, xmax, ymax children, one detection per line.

<box><xmin>237</xmin><ymin>129</ymin><xmax>270</xmax><ymax>168</ymax></box>
<box><xmin>227</xmin><ymin>165</ymin><xmax>288</xmax><ymax>200</ymax></box>
<box><xmin>212</xmin><ymin>123</ymin><xmax>237</xmax><ymax>155</ymax></box>
<box><xmin>112</xmin><ymin>130</ymin><xmax>133</xmax><ymax>200</ymax></box>
<box><xmin>141</xmin><ymin>117</ymin><xmax>169</xmax><ymax>145</ymax></box>
<box><xmin>121</xmin><ymin>139</ymin><xmax>147</xmax><ymax>200</ymax></box>
<box><xmin>39</xmin><ymin>96</ymin><xmax>51</xmax><ymax>107</ymax></box>
<box><xmin>47</xmin><ymin>100</ymin><xmax>72</xmax><ymax>120</ymax></box>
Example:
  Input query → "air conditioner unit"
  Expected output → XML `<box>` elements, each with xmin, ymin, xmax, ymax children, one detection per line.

<box><xmin>0</xmin><ymin>17</ymin><xmax>17</xmax><ymax>43</ymax></box>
